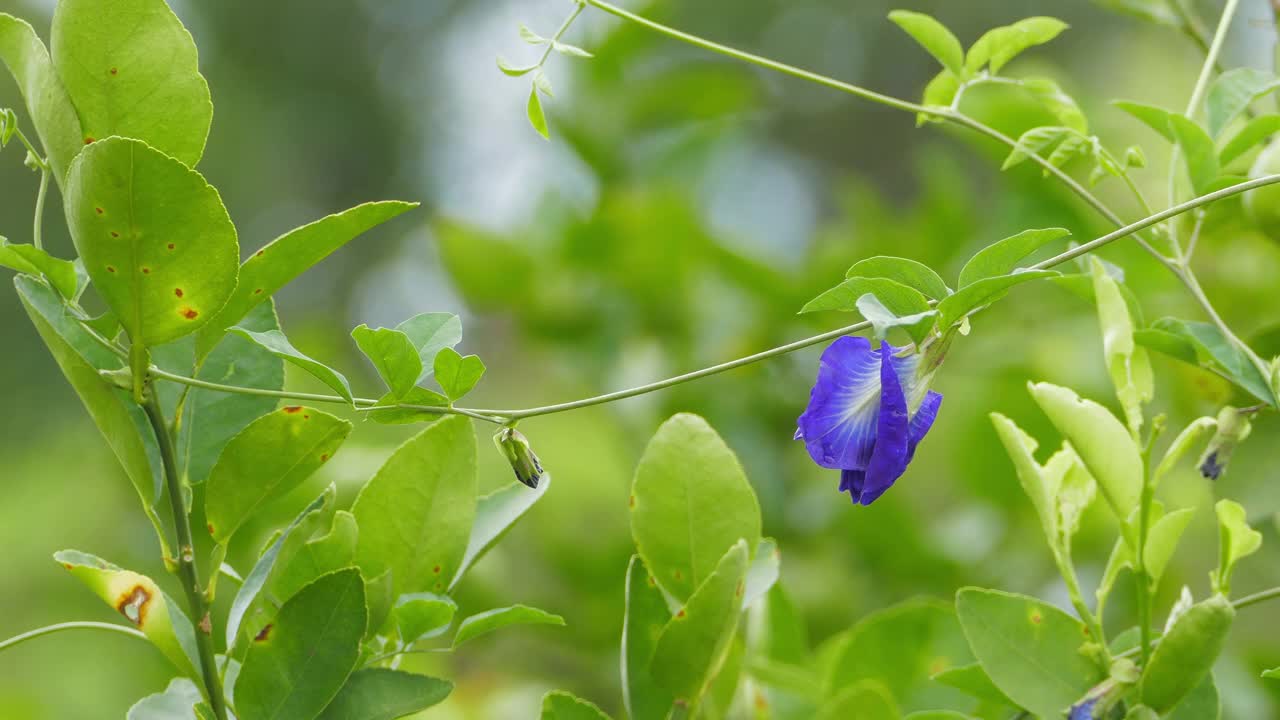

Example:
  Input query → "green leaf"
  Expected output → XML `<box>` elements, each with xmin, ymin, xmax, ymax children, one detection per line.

<box><xmin>845</xmin><ymin>256</ymin><xmax>950</xmax><ymax>300</ymax></box>
<box><xmin>1139</xmin><ymin>594</ymin><xmax>1234</xmax><ymax>713</ymax></box>
<box><xmin>16</xmin><ymin>275</ymin><xmax>163</xmax><ymax>513</ymax></box>
<box><xmin>497</xmin><ymin>56</ymin><xmax>536</xmax><ymax>77</ymax></box>
<box><xmin>394</xmin><ymin>593</ymin><xmax>457</xmax><ymax>644</ymax></box>
<box><xmin>1219</xmin><ymin>114</ymin><xmax>1280</xmax><ymax>165</ymax></box>
<box><xmin>855</xmin><ymin>293</ymin><xmax>937</xmax><ymax>344</ymax></box>
<box><xmin>0</xmin><ymin>13</ymin><xmax>83</xmax><ymax>184</ymax></box>
<box><xmin>920</xmin><ymin>69</ymin><xmax>960</xmax><ymax>119</ymax></box>
<box><xmin>748</xmin><ymin>583</ymin><xmax>809</xmax><ymax>666</ymax></box>
<box><xmin>903</xmin><ymin>713</ymin><xmax>973</xmax><ymax>720</ymax></box>
<box><xmin>802</xmin><ymin>277</ymin><xmax>931</xmax><ymax>318</ymax></box>
<box><xmin>966</xmin><ymin>17</ymin><xmax>1070</xmax><ymax>75</ymax></box>
<box><xmin>1264</xmin><ymin>668</ymin><xmax>1280</xmax><ymax>680</ymax></box>
<box><xmin>743</xmin><ymin>537</ymin><xmax>780</xmax><ymax>610</ymax></box>
<box><xmin>364</xmin><ymin>386</ymin><xmax>450</xmax><ymax>425</ymax></box>
<box><xmin>621</xmin><ymin>556</ymin><xmax>675</xmax><ymax>720</ymax></box>
<box><xmin>1027</xmin><ymin>382</ymin><xmax>1143</xmax><ymax>529</ymax></box>
<box><xmin>433</xmin><ymin>346</ymin><xmax>485</xmax><ymax>400</ymax></box>
<box><xmin>1114</xmin><ymin>100</ymin><xmax>1176</xmax><ymax>141</ymax></box>
<box><xmin>528</xmin><ymin>85</ymin><xmax>550</xmax><ymax>140</ymax></box>
<box><xmin>197</xmin><ymin>201</ymin><xmax>416</xmax><ymax>357</ymax></box>
<box><xmin>888</xmin><ymin>10</ymin><xmax>965</xmax><ymax>77</ymax></box>
<box><xmin>936</xmin><ymin>270</ymin><xmax>1058</xmax><ymax>328</ymax></box>
<box><xmin>1154</xmin><ymin>416</ymin><xmax>1217</xmax><ymax>484</ymax></box>
<box><xmin>231</xmin><ymin>327</ymin><xmax>354</xmax><ymax>404</ymax></box>
<box><xmin>1090</xmin><ymin>257</ymin><xmax>1153</xmax><ymax>435</ymax></box>
<box><xmin>931</xmin><ymin>663</ymin><xmax>1015</xmax><ymax>707</ymax></box>
<box><xmin>1021</xmin><ymin>77</ymin><xmax>1088</xmax><ymax>133</ymax></box>
<box><xmin>452</xmin><ymin>604</ymin><xmax>565</xmax><ymax>648</ymax></box>
<box><xmin>1169</xmin><ymin>114</ymin><xmax>1220</xmax><ymax>194</ymax></box>
<box><xmin>519</xmin><ymin>24</ymin><xmax>547</xmax><ymax>44</ymax></box>
<box><xmin>65</xmin><ymin>137</ymin><xmax>238</xmax><ymax>354</ymax></box>
<box><xmin>1206</xmin><ymin>68</ymin><xmax>1280</xmax><ymax>138</ymax></box>
<box><xmin>127</xmin><ymin>677</ymin><xmax>203</xmax><ymax>720</ymax></box>
<box><xmin>52</xmin><ymin>0</ymin><xmax>212</xmax><ymax>166</ymax></box>
<box><xmin>352</xmin><ymin>416</ymin><xmax>477</xmax><ymax>595</ymax></box>
<box><xmin>1003</xmin><ymin>126</ymin><xmax>1073</xmax><ymax>170</ymax></box>
<box><xmin>958</xmin><ymin>228</ymin><xmax>1071</xmax><ymax>287</ymax></box>
<box><xmin>990</xmin><ymin>414</ymin><xmax>1095</xmax><ymax>554</ymax></box>
<box><xmin>205</xmin><ymin>406</ymin><xmax>351</xmax><ymax>544</ymax></box>
<box><xmin>1137</xmin><ymin>317</ymin><xmax>1276</xmax><ymax>404</ymax></box>
<box><xmin>630</xmin><ymin>413</ymin><xmax>762</xmax><ymax>601</ymax></box>
<box><xmin>1089</xmin><ymin>0</ymin><xmax>1179</xmax><ymax>26</ymax></box>
<box><xmin>1212</xmin><ymin>499</ymin><xmax>1262</xmax><ymax>594</ymax></box>
<box><xmin>55</xmin><ymin>550</ymin><xmax>199</xmax><ymax>679</ymax></box>
<box><xmin>0</xmin><ymin>241</ymin><xmax>77</xmax><ymax>298</ymax></box>
<box><xmin>1144</xmin><ymin>507</ymin><xmax>1194</xmax><ymax>586</ymax></box>
<box><xmin>824</xmin><ymin>598</ymin><xmax>972</xmax><ymax>703</ymax></box>
<box><xmin>266</xmin><ymin>510</ymin><xmax>359</xmax><ymax>605</ymax></box>
<box><xmin>225</xmin><ymin>487</ymin><xmax>335</xmax><ymax>650</ymax></box>
<box><xmin>540</xmin><ymin>691</ymin><xmax>613</xmax><ymax>720</ymax></box>
<box><xmin>396</xmin><ymin>312</ymin><xmax>463</xmax><ymax>381</ymax></box>
<box><xmin>351</xmin><ymin>325</ymin><xmax>421</xmax><ymax>399</ymax></box>
<box><xmin>236</xmin><ymin>569</ymin><xmax>367</xmax><ymax>720</ymax></box>
<box><xmin>650</xmin><ymin>540</ymin><xmax>749</xmax><ymax>703</ymax></box>
<box><xmin>318</xmin><ymin>669</ymin><xmax>452</xmax><ymax>720</ymax></box>
<box><xmin>817</xmin><ymin>681</ymin><xmax>899</xmax><ymax>720</ymax></box>
<box><xmin>955</xmin><ymin>587</ymin><xmax>1104</xmax><ymax>718</ymax></box>
<box><xmin>552</xmin><ymin>41</ymin><xmax>594</xmax><ymax>59</ymax></box>
<box><xmin>1168</xmin><ymin>674</ymin><xmax>1221</xmax><ymax>720</ymax></box>
<box><xmin>451</xmin><ymin>475</ymin><xmax>552</xmax><ymax>591</ymax></box>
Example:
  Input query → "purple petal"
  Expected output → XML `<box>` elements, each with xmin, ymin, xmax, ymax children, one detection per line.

<box><xmin>840</xmin><ymin>468</ymin><xmax>865</xmax><ymax>498</ymax></box>
<box><xmin>855</xmin><ymin>341</ymin><xmax>911</xmax><ymax>505</ymax></box>
<box><xmin>796</xmin><ymin>337</ymin><xmax>883</xmax><ymax>470</ymax></box>
<box><xmin>905</xmin><ymin>390</ymin><xmax>943</xmax><ymax>463</ymax></box>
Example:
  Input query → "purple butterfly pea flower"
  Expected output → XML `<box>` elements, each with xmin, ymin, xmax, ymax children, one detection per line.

<box><xmin>794</xmin><ymin>337</ymin><xmax>942</xmax><ymax>505</ymax></box>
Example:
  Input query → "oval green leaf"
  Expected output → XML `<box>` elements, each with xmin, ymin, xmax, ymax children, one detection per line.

<box><xmin>452</xmin><ymin>604</ymin><xmax>565</xmax><ymax>649</ymax></box>
<box><xmin>957</xmin><ymin>228</ymin><xmax>1070</xmax><ymax>288</ymax></box>
<box><xmin>317</xmin><ymin>668</ymin><xmax>452</xmax><ymax>720</ymax></box>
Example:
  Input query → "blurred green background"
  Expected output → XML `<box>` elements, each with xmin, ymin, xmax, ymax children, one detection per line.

<box><xmin>1</xmin><ymin>0</ymin><xmax>1278</xmax><ymax>717</ymax></box>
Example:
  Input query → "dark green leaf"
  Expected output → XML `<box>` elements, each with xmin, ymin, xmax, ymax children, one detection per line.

<box><xmin>318</xmin><ymin>669</ymin><xmax>452</xmax><ymax>720</ymax></box>
<box><xmin>958</xmin><ymin>228</ymin><xmax>1070</xmax><ymax>287</ymax></box>
<box><xmin>452</xmin><ymin>604</ymin><xmax>565</xmax><ymax>648</ymax></box>
<box><xmin>232</xmin><ymin>327</ymin><xmax>354</xmax><ymax>403</ymax></box>
<box><xmin>888</xmin><ymin>10</ymin><xmax>965</xmax><ymax>77</ymax></box>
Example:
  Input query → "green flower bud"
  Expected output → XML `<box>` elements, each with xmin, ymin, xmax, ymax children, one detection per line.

<box><xmin>1197</xmin><ymin>406</ymin><xmax>1253</xmax><ymax>480</ymax></box>
<box><xmin>495</xmin><ymin>427</ymin><xmax>544</xmax><ymax>489</ymax></box>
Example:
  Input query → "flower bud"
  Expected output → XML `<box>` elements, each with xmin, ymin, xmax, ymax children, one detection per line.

<box><xmin>494</xmin><ymin>427</ymin><xmax>544</xmax><ymax>489</ymax></box>
<box><xmin>1197</xmin><ymin>406</ymin><xmax>1253</xmax><ymax>480</ymax></box>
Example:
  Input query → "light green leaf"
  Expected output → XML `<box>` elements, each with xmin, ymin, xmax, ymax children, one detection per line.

<box><xmin>236</xmin><ymin>569</ymin><xmax>367</xmax><ymax>720</ymax></box>
<box><xmin>396</xmin><ymin>312</ymin><xmax>463</xmax><ymax>381</ymax></box>
<box><xmin>533</xmin><ymin>70</ymin><xmax>553</xmax><ymax>97</ymax></box>
<box><xmin>452</xmin><ymin>604</ymin><xmax>565</xmax><ymax>649</ymax></box>
<box><xmin>0</xmin><ymin>13</ymin><xmax>83</xmax><ymax>184</ymax></box>
<box><xmin>931</xmin><ymin>663</ymin><xmax>1015</xmax><ymax>707</ymax></box>
<box><xmin>528</xmin><ymin>85</ymin><xmax>549</xmax><ymax>140</ymax></box>
<box><xmin>205</xmin><ymin>406</ymin><xmax>351</xmax><ymax>544</ymax></box>
<box><xmin>364</xmin><ymin>386</ymin><xmax>450</xmax><ymax>425</ymax></box>
<box><xmin>966</xmin><ymin>17</ymin><xmax>1070</xmax><ymax>75</ymax></box>
<box><xmin>1206</xmin><ymin>68</ymin><xmax>1280</xmax><ymax>138</ymax></box>
<box><xmin>1219</xmin><ymin>114</ymin><xmax>1280</xmax><ymax>165</ymax></box>
<box><xmin>52</xmin><ymin>0</ymin><xmax>212</xmax><ymax>166</ymax></box>
<box><xmin>1144</xmin><ymin>508</ymin><xmax>1194</xmax><ymax>586</ymax></box>
<box><xmin>1125</xmin><ymin>707</ymin><xmax>1160</xmax><ymax>720</ymax></box>
<box><xmin>55</xmin><ymin>550</ymin><xmax>199</xmax><ymax>679</ymax></box>
<box><xmin>451</xmin><ymin>475</ymin><xmax>551</xmax><ymax>591</ymax></box>
<box><xmin>552</xmin><ymin>41</ymin><xmax>594</xmax><ymax>59</ymax></box>
<box><xmin>65</xmin><ymin>137</ymin><xmax>238</xmax><ymax>351</ymax></box>
<box><xmin>352</xmin><ymin>416</ymin><xmax>477</xmax><ymax>595</ymax></box>
<box><xmin>1264</xmin><ymin>668</ymin><xmax>1280</xmax><ymax>680</ymax></box>
<box><xmin>540</xmin><ymin>691</ymin><xmax>612</xmax><ymax>720</ymax></box>
<box><xmin>855</xmin><ymin>293</ymin><xmax>937</xmax><ymax>344</ymax></box>
<box><xmin>1027</xmin><ymin>382</ymin><xmax>1143</xmax><ymax>529</ymax></box>
<box><xmin>630</xmin><ymin>413</ymin><xmax>762</xmax><ymax>602</ymax></box>
<box><xmin>888</xmin><ymin>10</ymin><xmax>965</xmax><ymax>77</ymax></box>
<box><xmin>1114</xmin><ymin>100</ymin><xmax>1175</xmax><ymax>141</ymax></box>
<box><xmin>802</xmin><ymin>276</ymin><xmax>930</xmax><ymax>318</ymax></box>
<box><xmin>622</xmin><ymin>556</ymin><xmax>675</xmax><ymax>720</ymax></box>
<box><xmin>16</xmin><ymin>276</ymin><xmax>163</xmax><ymax>513</ymax></box>
<box><xmin>845</xmin><ymin>256</ymin><xmax>950</xmax><ymax>299</ymax></box>
<box><xmin>743</xmin><ymin>538</ymin><xmax>780</xmax><ymax>611</ymax></box>
<box><xmin>433</xmin><ymin>346</ymin><xmax>485</xmax><ymax>400</ymax></box>
<box><xmin>958</xmin><ymin>228</ymin><xmax>1071</xmax><ymax>287</ymax></box>
<box><xmin>497</xmin><ymin>56</ymin><xmax>536</xmax><ymax>77</ymax></box>
<box><xmin>519</xmin><ymin>24</ymin><xmax>546</xmax><ymax>44</ymax></box>
<box><xmin>817</xmin><ymin>681</ymin><xmax>899</xmax><ymax>720</ymax></box>
<box><xmin>1169</xmin><ymin>114</ymin><xmax>1220</xmax><ymax>194</ymax></box>
<box><xmin>1212</xmin><ymin>499</ymin><xmax>1262</xmax><ymax>594</ymax></box>
<box><xmin>1003</xmin><ymin>126</ymin><xmax>1073</xmax><ymax>170</ymax></box>
<box><xmin>351</xmin><ymin>325</ymin><xmax>421</xmax><ymax>399</ymax></box>
<box><xmin>1168</xmin><ymin>674</ymin><xmax>1221</xmax><ymax>720</ymax></box>
<box><xmin>990</xmin><ymin>414</ymin><xmax>1079</xmax><ymax>551</ymax></box>
<box><xmin>265</xmin><ymin>510</ymin><xmax>359</xmax><ymax>607</ymax></box>
<box><xmin>1139</xmin><ymin>594</ymin><xmax>1234</xmax><ymax>712</ymax></box>
<box><xmin>1090</xmin><ymin>257</ymin><xmax>1152</xmax><ymax>435</ymax></box>
<box><xmin>231</xmin><ymin>327</ymin><xmax>353</xmax><ymax>404</ymax></box>
<box><xmin>1021</xmin><ymin>77</ymin><xmax>1088</xmax><ymax>132</ymax></box>
<box><xmin>748</xmin><ymin>583</ymin><xmax>809</xmax><ymax>668</ymax></box>
<box><xmin>1097</xmin><ymin>536</ymin><xmax>1133</xmax><ymax>609</ymax></box>
<box><xmin>197</xmin><ymin>201</ymin><xmax>417</xmax><ymax>357</ymax></box>
<box><xmin>394</xmin><ymin>593</ymin><xmax>457</xmax><ymax>644</ymax></box>
<box><xmin>127</xmin><ymin>677</ymin><xmax>203</xmax><ymax>720</ymax></box>
<box><xmin>955</xmin><ymin>587</ymin><xmax>1104</xmax><ymax>719</ymax></box>
<box><xmin>318</xmin><ymin>669</ymin><xmax>452</xmax><ymax>720</ymax></box>
<box><xmin>936</xmin><ymin>270</ymin><xmax>1058</xmax><ymax>328</ymax></box>
<box><xmin>1089</xmin><ymin>0</ymin><xmax>1179</xmax><ymax>26</ymax></box>
<box><xmin>920</xmin><ymin>69</ymin><xmax>960</xmax><ymax>119</ymax></box>
<box><xmin>903</xmin><ymin>713</ymin><xmax>973</xmax><ymax>720</ymax></box>
<box><xmin>0</xmin><ymin>241</ymin><xmax>77</xmax><ymax>298</ymax></box>
<box><xmin>650</xmin><ymin>540</ymin><xmax>749</xmax><ymax>703</ymax></box>
<box><xmin>1154</xmin><ymin>416</ymin><xmax>1217</xmax><ymax>484</ymax></box>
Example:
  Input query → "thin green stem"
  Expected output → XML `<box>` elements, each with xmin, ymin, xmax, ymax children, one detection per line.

<box><xmin>0</xmin><ymin>621</ymin><xmax>147</xmax><ymax>654</ymax></box>
<box><xmin>537</xmin><ymin>1</ymin><xmax>587</xmax><ymax>68</ymax></box>
<box><xmin>1056</xmin><ymin>550</ymin><xmax>1110</xmax><ymax>658</ymax></box>
<box><xmin>33</xmin><ymin>167</ymin><xmax>48</xmax><ymax>251</ymax></box>
<box><xmin>9</xmin><ymin>127</ymin><xmax>49</xmax><ymax>172</ymax></box>
<box><xmin>1185</xmin><ymin>0</ymin><xmax>1238</xmax><ymax>119</ymax></box>
<box><xmin>1234</xmin><ymin>585</ymin><xmax>1280</xmax><ymax>609</ymax></box>
<box><xmin>142</xmin><ymin>392</ymin><xmax>228</xmax><ymax>720</ymax></box>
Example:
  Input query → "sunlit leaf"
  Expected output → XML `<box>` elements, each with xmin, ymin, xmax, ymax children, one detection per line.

<box><xmin>802</xmin><ymin>276</ymin><xmax>930</xmax><ymax>318</ymax></box>
<box><xmin>1090</xmin><ymin>257</ymin><xmax>1152</xmax><ymax>435</ymax></box>
<box><xmin>1114</xmin><ymin>100</ymin><xmax>1175</xmax><ymax>141</ymax></box>
<box><xmin>966</xmin><ymin>17</ymin><xmax>1069</xmax><ymax>75</ymax></box>
<box><xmin>845</xmin><ymin>256</ymin><xmax>951</xmax><ymax>299</ymax></box>
<box><xmin>1211</xmin><ymin>499</ymin><xmax>1262</xmax><ymax>594</ymax></box>
<box><xmin>396</xmin><ymin>312</ymin><xmax>463</xmax><ymax>382</ymax></box>
<box><xmin>540</xmin><ymin>691</ymin><xmax>613</xmax><ymax>720</ymax></box>
<box><xmin>452</xmin><ymin>604</ymin><xmax>565</xmax><ymax>648</ymax></box>
<box><xmin>1169</xmin><ymin>114</ymin><xmax>1220</xmax><ymax>194</ymax></box>
<box><xmin>958</xmin><ymin>228</ymin><xmax>1070</xmax><ymax>287</ymax></box>
<box><xmin>351</xmin><ymin>325</ymin><xmax>420</xmax><ymax>399</ymax></box>
<box><xmin>888</xmin><ymin>10</ymin><xmax>965</xmax><ymax>77</ymax></box>
<box><xmin>127</xmin><ymin>677</ymin><xmax>203</xmax><ymax>720</ymax></box>
<box><xmin>528</xmin><ymin>85</ymin><xmax>550</xmax><ymax>140</ymax></box>
<box><xmin>433</xmin><ymin>347</ymin><xmax>485</xmax><ymax>400</ymax></box>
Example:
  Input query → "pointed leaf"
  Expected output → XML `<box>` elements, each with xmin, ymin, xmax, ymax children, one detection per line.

<box><xmin>497</xmin><ymin>56</ymin><xmax>536</xmax><ymax>77</ymax></box>
<box><xmin>1144</xmin><ymin>507</ymin><xmax>1194</xmax><ymax>585</ymax></box>
<box><xmin>205</xmin><ymin>406</ymin><xmax>351</xmax><ymax>544</ymax></box>
<box><xmin>936</xmin><ymin>270</ymin><xmax>1058</xmax><ymax>328</ymax></box>
<box><xmin>966</xmin><ymin>17</ymin><xmax>1070</xmax><ymax>74</ymax></box>
<box><xmin>1169</xmin><ymin>114</ymin><xmax>1220</xmax><ymax>194</ymax></box>
<box><xmin>802</xmin><ymin>276</ymin><xmax>930</xmax><ymax>317</ymax></box>
<box><xmin>0</xmin><ymin>241</ymin><xmax>77</xmax><ymax>298</ymax></box>
<box><xmin>236</xmin><ymin>569</ymin><xmax>367</xmax><ymax>720</ymax></box>
<box><xmin>352</xmin><ymin>416</ymin><xmax>477</xmax><ymax>595</ymax></box>
<box><xmin>1090</xmin><ymin>257</ymin><xmax>1152</xmax><ymax>435</ymax></box>
<box><xmin>630</xmin><ymin>413</ymin><xmax>762</xmax><ymax>602</ymax></box>
<box><xmin>452</xmin><ymin>604</ymin><xmax>565</xmax><ymax>648</ymax></box>
<box><xmin>742</xmin><ymin>538</ymin><xmax>780</xmax><ymax>610</ymax></box>
<box><xmin>1219</xmin><ymin>114</ymin><xmax>1280</xmax><ymax>165</ymax></box>
<box><xmin>1114</xmin><ymin>101</ymin><xmax>1176</xmax><ymax>141</ymax></box>
<box><xmin>958</xmin><ymin>228</ymin><xmax>1071</xmax><ymax>287</ymax></box>
<box><xmin>855</xmin><ymin>293</ymin><xmax>937</xmax><ymax>344</ymax></box>
<box><xmin>433</xmin><ymin>347</ymin><xmax>485</xmax><ymax>400</ymax></box>
<box><xmin>540</xmin><ymin>691</ymin><xmax>612</xmax><ymax>720</ymax></box>
<box><xmin>931</xmin><ymin>663</ymin><xmax>1015</xmax><ymax>707</ymax></box>
<box><xmin>0</xmin><ymin>13</ymin><xmax>83</xmax><ymax>184</ymax></box>
<box><xmin>528</xmin><ymin>86</ymin><xmax>549</xmax><ymax>140</ymax></box>
<box><xmin>232</xmin><ymin>327</ymin><xmax>353</xmax><ymax>403</ymax></box>
<box><xmin>888</xmin><ymin>10</ymin><xmax>965</xmax><ymax>77</ymax></box>
<box><xmin>318</xmin><ymin>669</ymin><xmax>452</xmax><ymax>720</ymax></box>
<box><xmin>452</xmin><ymin>475</ymin><xmax>551</xmax><ymax>590</ymax></box>
<box><xmin>622</xmin><ymin>556</ymin><xmax>674</xmax><ymax>720</ymax></box>
<box><xmin>1206</xmin><ymin>68</ymin><xmax>1280</xmax><ymax>137</ymax></box>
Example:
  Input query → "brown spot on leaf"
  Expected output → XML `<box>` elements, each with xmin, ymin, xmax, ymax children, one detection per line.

<box><xmin>628</xmin><ymin>495</ymin><xmax>635</xmax><ymax>508</ymax></box>
<box><xmin>673</xmin><ymin>570</ymin><xmax>683</xmax><ymax>581</ymax></box>
<box><xmin>253</xmin><ymin>288</ymin><xmax>263</xmax><ymax>295</ymax></box>
<box><xmin>283</xmin><ymin>406</ymin><xmax>302</xmax><ymax>414</ymax></box>
<box><xmin>1030</xmin><ymin>612</ymin><xmax>1043</xmax><ymax>625</ymax></box>
<box><xmin>198</xmin><ymin>613</ymin><xmax>212</xmax><ymax>635</ymax></box>
<box><xmin>180</xmin><ymin>308</ymin><xmax>199</xmax><ymax>320</ymax></box>
<box><xmin>320</xmin><ymin>453</ymin><xmax>329</xmax><ymax>462</ymax></box>
<box><xmin>754</xmin><ymin>692</ymin><xmax>768</xmax><ymax>711</ymax></box>
<box><xmin>115</xmin><ymin>585</ymin><xmax>152</xmax><ymax>627</ymax></box>
<box><xmin>110</xmin><ymin>231</ymin><xmax>119</xmax><ymax>238</ymax></box>
<box><xmin>106</xmin><ymin>266</ymin><xmax>116</xmax><ymax>273</ymax></box>
<box><xmin>676</xmin><ymin>609</ymin><xmax>686</xmax><ymax>619</ymax></box>
<box><xmin>254</xmin><ymin>624</ymin><xmax>273</xmax><ymax>642</ymax></box>
<box><xmin>255</xmin><ymin>250</ymin><xmax>264</xmax><ymax>257</ymax></box>
<box><xmin>646</xmin><ymin>576</ymin><xmax>656</xmax><ymax>587</ymax></box>
<box><xmin>94</xmin><ymin>207</ymin><xmax>104</xmax><ymax>214</ymax></box>
<box><xmin>141</xmin><ymin>267</ymin><xmax>151</xmax><ymax>274</ymax></box>
<box><xmin>62</xmin><ymin>563</ymin><xmax>73</xmax><ymax>570</ymax></box>
<box><xmin>84</xmin><ymin>137</ymin><xmax>95</xmax><ymax>145</ymax></box>
<box><xmin>207</xmin><ymin>523</ymin><xmax>215</xmax><ymax>535</ymax></box>
<box><xmin>167</xmin><ymin>243</ymin><xmax>175</xmax><ymax>250</ymax></box>
<box><xmin>433</xmin><ymin>565</ymin><xmax>442</xmax><ymax>574</ymax></box>
<box><xmin>929</xmin><ymin>658</ymin><xmax>948</xmax><ymax>675</ymax></box>
<box><xmin>174</xmin><ymin>288</ymin><xmax>184</xmax><ymax>298</ymax></box>
<box><xmin>109</xmin><ymin>67</ymin><xmax>118</xmax><ymax>75</ymax></box>
<box><xmin>735</xmin><ymin>581</ymin><xmax>744</xmax><ymax>597</ymax></box>
<box><xmin>303</xmin><ymin>414</ymin><xmax>310</xmax><ymax>420</ymax></box>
